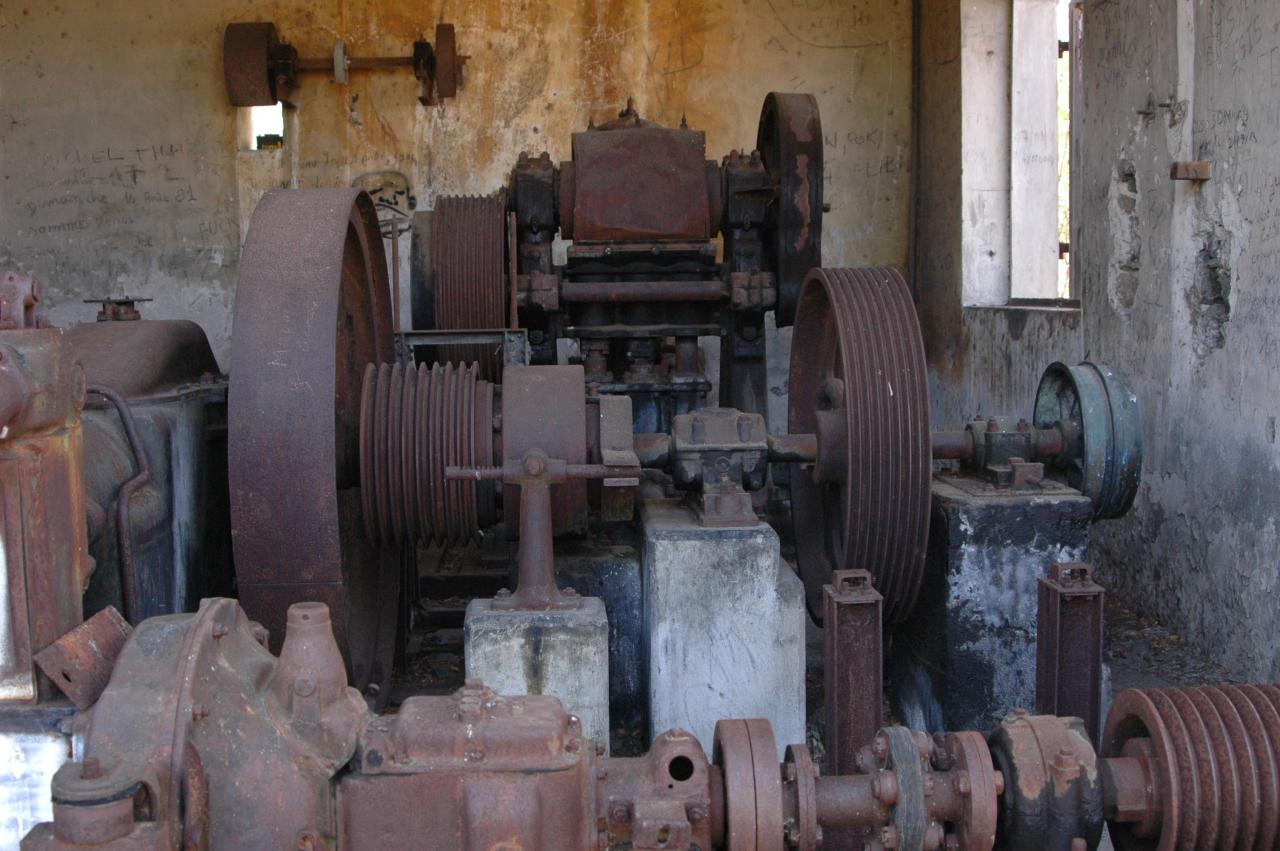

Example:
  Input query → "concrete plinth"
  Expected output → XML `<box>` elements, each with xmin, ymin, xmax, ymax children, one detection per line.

<box><xmin>892</xmin><ymin>474</ymin><xmax>1092</xmax><ymax>733</ymax></box>
<box><xmin>464</xmin><ymin>596</ymin><xmax>611</xmax><ymax>751</ymax></box>
<box><xmin>642</xmin><ymin>498</ymin><xmax>805</xmax><ymax>759</ymax></box>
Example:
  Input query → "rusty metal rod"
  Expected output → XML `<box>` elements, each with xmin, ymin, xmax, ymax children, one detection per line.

<box><xmin>767</xmin><ymin>433</ymin><xmax>818</xmax><ymax>463</ymax></box>
<box><xmin>930</xmin><ymin>429</ymin><xmax>974</xmax><ymax>460</ymax></box>
<box><xmin>560</xmin><ymin>280</ymin><xmax>727</xmax><ymax>303</ymax></box>
<box><xmin>86</xmin><ymin>384</ymin><xmax>150</xmax><ymax>624</ymax></box>
<box><xmin>296</xmin><ymin>56</ymin><xmax>415</xmax><ymax>72</ymax></box>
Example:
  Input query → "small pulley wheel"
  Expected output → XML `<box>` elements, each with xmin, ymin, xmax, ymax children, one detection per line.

<box><xmin>229</xmin><ymin>188</ymin><xmax>400</xmax><ymax>702</ymax></box>
<box><xmin>713</xmin><ymin>719</ymin><xmax>784</xmax><ymax>851</ymax></box>
<box><xmin>223</xmin><ymin>22</ymin><xmax>280</xmax><ymax>106</ymax></box>
<box><xmin>1033</xmin><ymin>361</ymin><xmax>1142</xmax><ymax>519</ymax></box>
<box><xmin>757</xmin><ymin>92</ymin><xmax>823</xmax><ymax>327</ymax></box>
<box><xmin>788</xmin><ymin>267</ymin><xmax>931</xmax><ymax>623</ymax></box>
<box><xmin>433</xmin><ymin>23</ymin><xmax>459</xmax><ymax>98</ymax></box>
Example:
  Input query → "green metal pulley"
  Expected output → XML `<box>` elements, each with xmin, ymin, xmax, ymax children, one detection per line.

<box><xmin>1033</xmin><ymin>361</ymin><xmax>1143</xmax><ymax>519</ymax></box>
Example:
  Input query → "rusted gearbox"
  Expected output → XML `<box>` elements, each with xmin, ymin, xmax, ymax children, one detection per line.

<box><xmin>21</xmin><ymin>598</ymin><xmax>1280</xmax><ymax>851</ymax></box>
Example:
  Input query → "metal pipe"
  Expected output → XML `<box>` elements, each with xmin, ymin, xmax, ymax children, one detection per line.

<box><xmin>86</xmin><ymin>384</ymin><xmax>150</xmax><ymax>624</ymax></box>
<box><xmin>559</xmin><ymin>280</ymin><xmax>727</xmax><ymax>303</ymax></box>
<box><xmin>813</xmin><ymin>775</ymin><xmax>887</xmax><ymax>828</ymax></box>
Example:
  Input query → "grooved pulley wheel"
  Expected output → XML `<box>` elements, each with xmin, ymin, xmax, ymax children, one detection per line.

<box><xmin>358</xmin><ymin>361</ymin><xmax>495</xmax><ymax>547</ymax></box>
<box><xmin>223</xmin><ymin>22</ymin><xmax>280</xmax><ymax>106</ymax></box>
<box><xmin>429</xmin><ymin>193</ymin><xmax>508</xmax><ymax>378</ymax></box>
<box><xmin>229</xmin><ymin>188</ymin><xmax>400</xmax><ymax>701</ymax></box>
<box><xmin>787</xmin><ymin>267</ymin><xmax>930</xmax><ymax>623</ymax></box>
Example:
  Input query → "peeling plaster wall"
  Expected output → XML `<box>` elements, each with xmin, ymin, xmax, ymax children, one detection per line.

<box><xmin>1078</xmin><ymin>0</ymin><xmax>1280</xmax><ymax>679</ymax></box>
<box><xmin>0</xmin><ymin>0</ymin><xmax>912</xmax><ymax>369</ymax></box>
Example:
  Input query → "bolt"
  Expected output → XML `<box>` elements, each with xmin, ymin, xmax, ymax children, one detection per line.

<box><xmin>924</xmin><ymin>824</ymin><xmax>945</xmax><ymax>849</ymax></box>
<box><xmin>524</xmin><ymin>453</ymin><xmax>546</xmax><ymax>476</ymax></box>
<box><xmin>687</xmin><ymin>805</ymin><xmax>706</xmax><ymax>823</ymax></box>
<box><xmin>563</xmin><ymin>586</ymin><xmax>579</xmax><ymax>597</ymax></box>
<box><xmin>296</xmin><ymin>831</ymin><xmax>318</xmax><ymax>851</ymax></box>
<box><xmin>873</xmin><ymin>770</ymin><xmax>898</xmax><ymax>805</ymax></box>
<box><xmin>191</xmin><ymin>703</ymin><xmax>208</xmax><ymax>721</ymax></box>
<box><xmin>955</xmin><ymin>770</ymin><xmax>971</xmax><ymax>797</ymax></box>
<box><xmin>945</xmin><ymin>836</ymin><xmax>960</xmax><ymax>851</ymax></box>
<box><xmin>610</xmin><ymin>802</ymin><xmax>631</xmax><ymax>823</ymax></box>
<box><xmin>987</xmin><ymin>417</ymin><xmax>1000</xmax><ymax>432</ymax></box>
<box><xmin>294</xmin><ymin>676</ymin><xmax>317</xmax><ymax>698</ymax></box>
<box><xmin>871</xmin><ymin>735</ymin><xmax>888</xmax><ymax>762</ymax></box>
<box><xmin>881</xmin><ymin>825</ymin><xmax>899</xmax><ymax>849</ymax></box>
<box><xmin>80</xmin><ymin>757</ymin><xmax>102</xmax><ymax>780</ymax></box>
<box><xmin>566</xmin><ymin>738</ymin><xmax>580</xmax><ymax>753</ymax></box>
<box><xmin>496</xmin><ymin>587</ymin><xmax>511</xmax><ymax>598</ymax></box>
<box><xmin>1017</xmin><ymin>418</ymin><xmax>1030</xmax><ymax>432</ymax></box>
<box><xmin>211</xmin><ymin>622</ymin><xmax>229</xmax><ymax>639</ymax></box>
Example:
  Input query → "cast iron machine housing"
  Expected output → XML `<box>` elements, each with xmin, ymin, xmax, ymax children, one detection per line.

<box><xmin>414</xmin><ymin>94</ymin><xmax>824</xmax><ymax>431</ymax></box>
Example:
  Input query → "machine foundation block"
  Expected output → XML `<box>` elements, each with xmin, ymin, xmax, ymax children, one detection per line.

<box><xmin>893</xmin><ymin>475</ymin><xmax>1093</xmax><ymax>732</ymax></box>
<box><xmin>642</xmin><ymin>498</ymin><xmax>805</xmax><ymax>759</ymax></box>
<box><xmin>464</xmin><ymin>596</ymin><xmax>611</xmax><ymax>752</ymax></box>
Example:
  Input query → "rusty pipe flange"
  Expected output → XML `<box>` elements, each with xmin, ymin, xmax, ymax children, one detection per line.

<box><xmin>427</xmin><ymin>193</ymin><xmax>508</xmax><ymax>379</ymax></box>
<box><xmin>757</xmin><ymin>93</ymin><xmax>823</xmax><ymax>327</ymax></box>
<box><xmin>229</xmin><ymin>189</ymin><xmax>400</xmax><ymax>700</ymax></box>
<box><xmin>787</xmin><ymin>267</ymin><xmax>931</xmax><ymax>623</ymax></box>
<box><xmin>713</xmin><ymin>719</ymin><xmax>785</xmax><ymax>851</ymax></box>
<box><xmin>223</xmin><ymin>22</ymin><xmax>281</xmax><ymax>106</ymax></box>
<box><xmin>1033</xmin><ymin>361</ymin><xmax>1142</xmax><ymax>519</ymax></box>
<box><xmin>358</xmin><ymin>360</ymin><xmax>496</xmax><ymax>546</ymax></box>
<box><xmin>986</xmin><ymin>712</ymin><xmax>1103</xmax><ymax>851</ymax></box>
<box><xmin>1101</xmin><ymin>684</ymin><xmax>1280</xmax><ymax>851</ymax></box>
<box><xmin>942</xmin><ymin>731</ymin><xmax>1000</xmax><ymax>851</ymax></box>
<box><xmin>782</xmin><ymin>744</ymin><xmax>820</xmax><ymax>851</ymax></box>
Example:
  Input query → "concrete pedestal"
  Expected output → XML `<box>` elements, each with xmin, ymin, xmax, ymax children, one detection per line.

<box><xmin>642</xmin><ymin>498</ymin><xmax>805</xmax><ymax>759</ymax></box>
<box><xmin>464</xmin><ymin>596</ymin><xmax>611</xmax><ymax>751</ymax></box>
<box><xmin>554</xmin><ymin>541</ymin><xmax>646</xmax><ymax>745</ymax></box>
<box><xmin>892</xmin><ymin>474</ymin><xmax>1092</xmax><ymax>733</ymax></box>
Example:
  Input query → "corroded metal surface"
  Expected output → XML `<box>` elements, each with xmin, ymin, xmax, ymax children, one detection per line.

<box><xmin>1103</xmin><ymin>684</ymin><xmax>1280</xmax><ymax>851</ymax></box>
<box><xmin>757</xmin><ymin>93</ymin><xmax>823</xmax><ymax>327</ymax></box>
<box><xmin>32</xmin><ymin>607</ymin><xmax>130</xmax><ymax>711</ymax></box>
<box><xmin>569</xmin><ymin>126</ymin><xmax>713</xmax><ymax>241</ymax></box>
<box><xmin>1036</xmin><ymin>563</ymin><xmax>1105</xmax><ymax>744</ymax></box>
<box><xmin>0</xmin><ymin>327</ymin><xmax>88</xmax><ymax>704</ymax></box>
<box><xmin>429</xmin><ymin>194</ymin><xmax>508</xmax><ymax>378</ymax></box>
<box><xmin>222</xmin><ymin>22</ymin><xmax>280</xmax><ymax>106</ymax></box>
<box><xmin>228</xmin><ymin>188</ymin><xmax>399</xmax><ymax>697</ymax></box>
<box><xmin>358</xmin><ymin>361</ymin><xmax>495</xmax><ymax>546</ymax></box>
<box><xmin>788</xmin><ymin>267</ymin><xmax>931</xmax><ymax>623</ymax></box>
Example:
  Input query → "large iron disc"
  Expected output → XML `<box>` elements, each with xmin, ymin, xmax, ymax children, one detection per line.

<box><xmin>428</xmin><ymin>193</ymin><xmax>508</xmax><ymax>378</ymax></box>
<box><xmin>229</xmin><ymin>188</ymin><xmax>400</xmax><ymax>701</ymax></box>
<box><xmin>223</xmin><ymin>22</ymin><xmax>279</xmax><ymax>107</ymax></box>
<box><xmin>1033</xmin><ymin>361</ymin><xmax>1142</xmax><ymax>519</ymax></box>
<box><xmin>788</xmin><ymin>268</ymin><xmax>930</xmax><ymax>623</ymax></box>
<box><xmin>757</xmin><ymin>93</ymin><xmax>823</xmax><ymax>327</ymax></box>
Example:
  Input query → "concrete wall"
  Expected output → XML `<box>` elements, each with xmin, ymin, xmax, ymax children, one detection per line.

<box><xmin>915</xmin><ymin>0</ymin><xmax>1083</xmax><ymax>430</ymax></box>
<box><xmin>0</xmin><ymin>0</ymin><xmax>912</xmax><ymax>368</ymax></box>
<box><xmin>1077</xmin><ymin>0</ymin><xmax>1280</xmax><ymax>680</ymax></box>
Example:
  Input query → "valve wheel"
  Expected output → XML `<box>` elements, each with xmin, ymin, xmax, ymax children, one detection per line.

<box><xmin>229</xmin><ymin>189</ymin><xmax>400</xmax><ymax>701</ymax></box>
<box><xmin>787</xmin><ymin>267</ymin><xmax>931</xmax><ymax>623</ymax></box>
<box><xmin>757</xmin><ymin>92</ymin><xmax>823</xmax><ymax>327</ymax></box>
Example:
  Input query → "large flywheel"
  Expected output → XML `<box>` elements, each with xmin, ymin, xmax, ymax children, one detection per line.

<box><xmin>788</xmin><ymin>268</ymin><xmax>931</xmax><ymax>623</ymax></box>
<box><xmin>757</xmin><ymin>93</ymin><xmax>823</xmax><ymax>328</ymax></box>
<box><xmin>229</xmin><ymin>188</ymin><xmax>400</xmax><ymax>700</ymax></box>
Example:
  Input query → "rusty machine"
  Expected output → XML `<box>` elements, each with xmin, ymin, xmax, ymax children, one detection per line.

<box><xmin>4</xmin><ymin>78</ymin><xmax>1169</xmax><ymax>849</ymax></box>
<box><xmin>411</xmin><ymin>93</ymin><xmax>822</xmax><ymax>429</ymax></box>
<box><xmin>20</xmin><ymin>593</ymin><xmax>1280</xmax><ymax>851</ymax></box>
